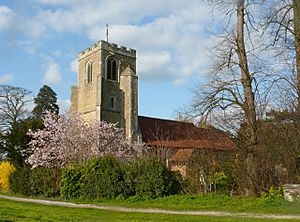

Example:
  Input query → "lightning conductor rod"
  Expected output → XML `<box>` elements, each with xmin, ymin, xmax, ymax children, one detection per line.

<box><xmin>106</xmin><ymin>23</ymin><xmax>109</xmax><ymax>42</ymax></box>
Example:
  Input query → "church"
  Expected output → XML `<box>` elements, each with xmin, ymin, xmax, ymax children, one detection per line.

<box><xmin>71</xmin><ymin>40</ymin><xmax>235</xmax><ymax>177</ymax></box>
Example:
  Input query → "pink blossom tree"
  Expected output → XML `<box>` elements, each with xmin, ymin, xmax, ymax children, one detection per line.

<box><xmin>27</xmin><ymin>111</ymin><xmax>144</xmax><ymax>168</ymax></box>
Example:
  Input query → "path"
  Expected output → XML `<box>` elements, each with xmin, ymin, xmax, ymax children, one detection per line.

<box><xmin>1</xmin><ymin>194</ymin><xmax>300</xmax><ymax>220</ymax></box>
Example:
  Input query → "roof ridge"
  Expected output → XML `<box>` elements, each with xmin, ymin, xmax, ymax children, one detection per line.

<box><xmin>138</xmin><ymin>115</ymin><xmax>194</xmax><ymax>125</ymax></box>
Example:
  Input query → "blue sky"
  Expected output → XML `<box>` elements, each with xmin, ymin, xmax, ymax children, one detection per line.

<box><xmin>0</xmin><ymin>0</ymin><xmax>217</xmax><ymax>119</ymax></box>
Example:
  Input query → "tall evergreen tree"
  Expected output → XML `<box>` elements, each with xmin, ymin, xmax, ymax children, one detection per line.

<box><xmin>32</xmin><ymin>85</ymin><xmax>59</xmax><ymax>118</ymax></box>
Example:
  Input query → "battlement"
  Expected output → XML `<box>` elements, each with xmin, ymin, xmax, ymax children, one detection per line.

<box><xmin>78</xmin><ymin>40</ymin><xmax>136</xmax><ymax>59</ymax></box>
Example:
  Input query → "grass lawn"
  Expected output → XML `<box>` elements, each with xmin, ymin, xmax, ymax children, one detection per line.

<box><xmin>1</xmin><ymin>192</ymin><xmax>300</xmax><ymax>215</ymax></box>
<box><xmin>68</xmin><ymin>194</ymin><xmax>300</xmax><ymax>215</ymax></box>
<box><xmin>0</xmin><ymin>198</ymin><xmax>299</xmax><ymax>222</ymax></box>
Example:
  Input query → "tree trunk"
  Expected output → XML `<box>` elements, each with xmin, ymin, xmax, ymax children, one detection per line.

<box><xmin>236</xmin><ymin>0</ymin><xmax>258</xmax><ymax>195</ymax></box>
<box><xmin>236</xmin><ymin>0</ymin><xmax>257</xmax><ymax>148</ymax></box>
<box><xmin>294</xmin><ymin>0</ymin><xmax>300</xmax><ymax>112</ymax></box>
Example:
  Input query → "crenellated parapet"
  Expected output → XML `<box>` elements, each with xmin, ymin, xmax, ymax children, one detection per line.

<box><xmin>78</xmin><ymin>40</ymin><xmax>136</xmax><ymax>60</ymax></box>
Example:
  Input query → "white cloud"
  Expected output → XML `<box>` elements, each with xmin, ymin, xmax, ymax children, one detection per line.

<box><xmin>0</xmin><ymin>6</ymin><xmax>13</xmax><ymax>30</ymax></box>
<box><xmin>138</xmin><ymin>51</ymin><xmax>171</xmax><ymax>73</ymax></box>
<box><xmin>37</xmin><ymin>0</ymin><xmax>82</xmax><ymax>5</ymax></box>
<box><xmin>53</xmin><ymin>50</ymin><xmax>62</xmax><ymax>57</ymax></box>
<box><xmin>24</xmin><ymin>97</ymin><xmax>70</xmax><ymax>114</ymax></box>
<box><xmin>42</xmin><ymin>61</ymin><xmax>62</xmax><ymax>84</ymax></box>
<box><xmin>0</xmin><ymin>73</ymin><xmax>14</xmax><ymax>83</ymax></box>
<box><xmin>70</xmin><ymin>59</ymin><xmax>78</xmax><ymax>74</ymax></box>
<box><xmin>10</xmin><ymin>1</ymin><xmax>218</xmax><ymax>84</ymax></box>
<box><xmin>57</xmin><ymin>98</ymin><xmax>70</xmax><ymax>113</ymax></box>
<box><xmin>25</xmin><ymin>97</ymin><xmax>35</xmax><ymax>113</ymax></box>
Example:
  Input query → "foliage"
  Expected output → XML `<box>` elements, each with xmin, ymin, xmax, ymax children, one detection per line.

<box><xmin>182</xmin><ymin>171</ymin><xmax>234</xmax><ymax>195</ymax></box>
<box><xmin>61</xmin><ymin>157</ymin><xmax>125</xmax><ymax>199</ymax></box>
<box><xmin>27</xmin><ymin>111</ymin><xmax>144</xmax><ymax>168</ymax></box>
<box><xmin>235</xmin><ymin>118</ymin><xmax>300</xmax><ymax>194</ymax></box>
<box><xmin>29</xmin><ymin>167</ymin><xmax>61</xmax><ymax>197</ymax></box>
<box><xmin>60</xmin><ymin>164</ymin><xmax>83</xmax><ymax>199</ymax></box>
<box><xmin>9</xmin><ymin>166</ymin><xmax>60</xmax><ymax>197</ymax></box>
<box><xmin>9</xmin><ymin>166</ymin><xmax>31</xmax><ymax>196</ymax></box>
<box><xmin>0</xmin><ymin>161</ymin><xmax>16</xmax><ymax>192</ymax></box>
<box><xmin>32</xmin><ymin>85</ymin><xmax>59</xmax><ymax>118</ymax></box>
<box><xmin>81</xmin><ymin>156</ymin><xmax>124</xmax><ymax>199</ymax></box>
<box><xmin>122</xmin><ymin>160</ymin><xmax>141</xmax><ymax>197</ymax></box>
<box><xmin>260</xmin><ymin>186</ymin><xmax>285</xmax><ymax>207</ymax></box>
<box><xmin>134</xmin><ymin>158</ymin><xmax>180</xmax><ymax>198</ymax></box>
<box><xmin>0</xmin><ymin>118</ymin><xmax>43</xmax><ymax>167</ymax></box>
<box><xmin>213</xmin><ymin>171</ymin><xmax>234</xmax><ymax>194</ymax></box>
<box><xmin>181</xmin><ymin>177</ymin><xmax>204</xmax><ymax>194</ymax></box>
<box><xmin>60</xmin><ymin>156</ymin><xmax>180</xmax><ymax>199</ymax></box>
<box><xmin>176</xmin><ymin>149</ymin><xmax>235</xmax><ymax>195</ymax></box>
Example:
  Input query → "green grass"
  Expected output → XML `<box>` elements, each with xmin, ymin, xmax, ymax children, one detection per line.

<box><xmin>66</xmin><ymin>194</ymin><xmax>300</xmax><ymax>215</ymax></box>
<box><xmin>0</xmin><ymin>198</ymin><xmax>299</xmax><ymax>222</ymax></box>
<box><xmin>2</xmin><ymin>192</ymin><xmax>300</xmax><ymax>215</ymax></box>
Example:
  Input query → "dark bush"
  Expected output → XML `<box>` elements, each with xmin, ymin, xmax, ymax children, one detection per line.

<box><xmin>29</xmin><ymin>167</ymin><xmax>61</xmax><ymax>197</ymax></box>
<box><xmin>181</xmin><ymin>177</ymin><xmax>203</xmax><ymax>194</ymax></box>
<box><xmin>135</xmin><ymin>158</ymin><xmax>180</xmax><ymax>198</ymax></box>
<box><xmin>214</xmin><ymin>171</ymin><xmax>234</xmax><ymax>194</ymax></box>
<box><xmin>9</xmin><ymin>165</ymin><xmax>31</xmax><ymax>196</ymax></box>
<box><xmin>9</xmin><ymin>166</ymin><xmax>61</xmax><ymax>197</ymax></box>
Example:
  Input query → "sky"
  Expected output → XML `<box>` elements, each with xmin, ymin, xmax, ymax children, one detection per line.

<box><xmin>0</xmin><ymin>0</ymin><xmax>219</xmax><ymax>120</ymax></box>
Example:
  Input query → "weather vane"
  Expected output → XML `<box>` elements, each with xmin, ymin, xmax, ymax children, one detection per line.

<box><xmin>106</xmin><ymin>23</ymin><xmax>109</xmax><ymax>42</ymax></box>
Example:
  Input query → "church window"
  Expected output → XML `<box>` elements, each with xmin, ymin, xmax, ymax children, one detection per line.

<box><xmin>86</xmin><ymin>61</ymin><xmax>93</xmax><ymax>83</ymax></box>
<box><xmin>109</xmin><ymin>96</ymin><xmax>116</xmax><ymax>110</ymax></box>
<box><xmin>106</xmin><ymin>58</ymin><xmax>118</xmax><ymax>81</ymax></box>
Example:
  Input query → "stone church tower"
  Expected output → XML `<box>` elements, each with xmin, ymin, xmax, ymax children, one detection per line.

<box><xmin>71</xmin><ymin>40</ymin><xmax>139</xmax><ymax>142</ymax></box>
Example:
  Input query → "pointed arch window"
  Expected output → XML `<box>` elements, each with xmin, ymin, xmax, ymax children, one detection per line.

<box><xmin>106</xmin><ymin>58</ymin><xmax>118</xmax><ymax>81</ymax></box>
<box><xmin>86</xmin><ymin>61</ymin><xmax>93</xmax><ymax>83</ymax></box>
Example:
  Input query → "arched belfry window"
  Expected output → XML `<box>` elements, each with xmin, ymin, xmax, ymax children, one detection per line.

<box><xmin>86</xmin><ymin>61</ymin><xmax>93</xmax><ymax>83</ymax></box>
<box><xmin>106</xmin><ymin>57</ymin><xmax>118</xmax><ymax>81</ymax></box>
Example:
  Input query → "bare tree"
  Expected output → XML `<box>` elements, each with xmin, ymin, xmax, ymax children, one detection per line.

<box><xmin>262</xmin><ymin>0</ymin><xmax>300</xmax><ymax>111</ymax></box>
<box><xmin>189</xmin><ymin>0</ymin><xmax>279</xmax><ymax>194</ymax></box>
<box><xmin>193</xmin><ymin>0</ymin><xmax>268</xmax><ymax>139</ymax></box>
<box><xmin>0</xmin><ymin>85</ymin><xmax>32</xmax><ymax>130</ymax></box>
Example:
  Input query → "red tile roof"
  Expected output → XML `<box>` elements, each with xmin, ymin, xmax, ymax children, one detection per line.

<box><xmin>169</xmin><ymin>149</ymin><xmax>194</xmax><ymax>161</ymax></box>
<box><xmin>138</xmin><ymin>116</ymin><xmax>235</xmax><ymax>151</ymax></box>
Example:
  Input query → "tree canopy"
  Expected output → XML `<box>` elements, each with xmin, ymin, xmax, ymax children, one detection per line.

<box><xmin>0</xmin><ymin>84</ymin><xmax>31</xmax><ymax>131</ymax></box>
<box><xmin>27</xmin><ymin>111</ymin><xmax>144</xmax><ymax>168</ymax></box>
<box><xmin>32</xmin><ymin>85</ymin><xmax>59</xmax><ymax>118</ymax></box>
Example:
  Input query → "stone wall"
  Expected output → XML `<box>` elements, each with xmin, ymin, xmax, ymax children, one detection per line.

<box><xmin>71</xmin><ymin>40</ymin><xmax>139</xmax><ymax>141</ymax></box>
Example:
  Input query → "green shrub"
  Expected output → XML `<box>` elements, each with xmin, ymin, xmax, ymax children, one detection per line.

<box><xmin>9</xmin><ymin>165</ymin><xmax>31</xmax><ymax>196</ymax></box>
<box><xmin>81</xmin><ymin>156</ymin><xmax>124</xmax><ymax>199</ymax></box>
<box><xmin>61</xmin><ymin>164</ymin><xmax>83</xmax><ymax>199</ymax></box>
<box><xmin>29</xmin><ymin>167</ymin><xmax>61</xmax><ymax>197</ymax></box>
<box><xmin>59</xmin><ymin>156</ymin><xmax>181</xmax><ymax>200</ymax></box>
<box><xmin>122</xmin><ymin>160</ymin><xmax>140</xmax><ymax>197</ymax></box>
<box><xmin>135</xmin><ymin>158</ymin><xmax>180</xmax><ymax>198</ymax></box>
<box><xmin>9</xmin><ymin>166</ymin><xmax>61</xmax><ymax>197</ymax></box>
<box><xmin>214</xmin><ymin>171</ymin><xmax>234</xmax><ymax>194</ymax></box>
<box><xmin>181</xmin><ymin>177</ymin><xmax>204</xmax><ymax>194</ymax></box>
<box><xmin>259</xmin><ymin>186</ymin><xmax>285</xmax><ymax>207</ymax></box>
